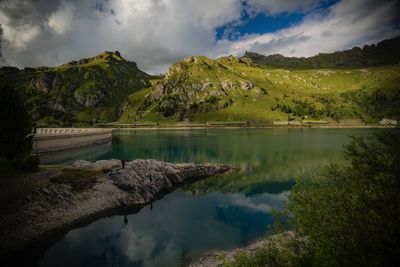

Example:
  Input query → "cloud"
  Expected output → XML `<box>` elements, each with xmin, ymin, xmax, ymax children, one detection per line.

<box><xmin>215</xmin><ymin>0</ymin><xmax>400</xmax><ymax>58</ymax></box>
<box><xmin>0</xmin><ymin>0</ymin><xmax>399</xmax><ymax>73</ymax></box>
<box><xmin>1</xmin><ymin>22</ymin><xmax>40</xmax><ymax>50</ymax></box>
<box><xmin>0</xmin><ymin>0</ymin><xmax>243</xmax><ymax>73</ymax></box>
<box><xmin>246</xmin><ymin>0</ymin><xmax>321</xmax><ymax>15</ymax></box>
<box><xmin>46</xmin><ymin>1</ymin><xmax>76</xmax><ymax>35</ymax></box>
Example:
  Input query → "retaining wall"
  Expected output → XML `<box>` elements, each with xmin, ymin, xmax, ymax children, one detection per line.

<box><xmin>33</xmin><ymin>128</ymin><xmax>112</xmax><ymax>153</ymax></box>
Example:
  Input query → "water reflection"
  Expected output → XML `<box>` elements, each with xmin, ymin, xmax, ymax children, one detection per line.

<box><xmin>39</xmin><ymin>142</ymin><xmax>112</xmax><ymax>164</ymax></box>
<box><xmin>37</xmin><ymin>128</ymin><xmax>375</xmax><ymax>266</ymax></box>
<box><xmin>40</xmin><ymin>191</ymin><xmax>285</xmax><ymax>267</ymax></box>
<box><xmin>41</xmin><ymin>128</ymin><xmax>372</xmax><ymax>195</ymax></box>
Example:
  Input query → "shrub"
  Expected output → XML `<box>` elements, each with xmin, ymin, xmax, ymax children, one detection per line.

<box><xmin>220</xmin><ymin>233</ymin><xmax>313</xmax><ymax>267</ymax></box>
<box><xmin>12</xmin><ymin>154</ymin><xmax>40</xmax><ymax>171</ymax></box>
<box><xmin>288</xmin><ymin>129</ymin><xmax>400</xmax><ymax>266</ymax></box>
<box><xmin>0</xmin><ymin>85</ymin><xmax>34</xmax><ymax>159</ymax></box>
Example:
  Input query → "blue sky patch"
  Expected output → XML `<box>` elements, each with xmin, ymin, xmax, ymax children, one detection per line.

<box><xmin>216</xmin><ymin>0</ymin><xmax>341</xmax><ymax>41</ymax></box>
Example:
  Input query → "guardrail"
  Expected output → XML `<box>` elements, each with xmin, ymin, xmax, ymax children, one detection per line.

<box><xmin>36</xmin><ymin>128</ymin><xmax>110</xmax><ymax>135</ymax></box>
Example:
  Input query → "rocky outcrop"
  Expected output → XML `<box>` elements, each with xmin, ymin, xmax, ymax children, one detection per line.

<box><xmin>29</xmin><ymin>72</ymin><xmax>55</xmax><ymax>93</ymax></box>
<box><xmin>211</xmin><ymin>89</ymin><xmax>226</xmax><ymax>96</ymax></box>
<box><xmin>1</xmin><ymin>50</ymin><xmax>155</xmax><ymax>126</ymax></box>
<box><xmin>73</xmin><ymin>87</ymin><xmax>106</xmax><ymax>107</ymax></box>
<box><xmin>71</xmin><ymin>159</ymin><xmax>122</xmax><ymax>171</ymax></box>
<box><xmin>0</xmin><ymin>159</ymin><xmax>231</xmax><ymax>257</ymax></box>
<box><xmin>240</xmin><ymin>81</ymin><xmax>254</xmax><ymax>90</ymax></box>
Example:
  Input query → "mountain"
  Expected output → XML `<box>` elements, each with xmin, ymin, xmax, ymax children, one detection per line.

<box><xmin>1</xmin><ymin>38</ymin><xmax>400</xmax><ymax>127</ymax></box>
<box><xmin>243</xmin><ymin>36</ymin><xmax>400</xmax><ymax>68</ymax></box>
<box><xmin>0</xmin><ymin>51</ymin><xmax>158</xmax><ymax>126</ymax></box>
<box><xmin>119</xmin><ymin>54</ymin><xmax>400</xmax><ymax>124</ymax></box>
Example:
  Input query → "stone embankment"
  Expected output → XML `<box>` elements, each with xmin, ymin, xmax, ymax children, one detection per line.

<box><xmin>0</xmin><ymin>159</ymin><xmax>231</xmax><ymax>257</ymax></box>
<box><xmin>33</xmin><ymin>128</ymin><xmax>112</xmax><ymax>153</ymax></box>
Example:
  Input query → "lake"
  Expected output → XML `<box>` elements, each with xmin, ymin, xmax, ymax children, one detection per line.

<box><xmin>37</xmin><ymin>128</ymin><xmax>375</xmax><ymax>267</ymax></box>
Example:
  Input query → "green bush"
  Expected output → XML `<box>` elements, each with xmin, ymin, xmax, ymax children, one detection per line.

<box><xmin>12</xmin><ymin>154</ymin><xmax>40</xmax><ymax>171</ymax></box>
<box><xmin>288</xmin><ymin>129</ymin><xmax>400</xmax><ymax>266</ymax></box>
<box><xmin>220</xmin><ymin>233</ymin><xmax>313</xmax><ymax>267</ymax></box>
<box><xmin>0</xmin><ymin>85</ymin><xmax>33</xmax><ymax>159</ymax></box>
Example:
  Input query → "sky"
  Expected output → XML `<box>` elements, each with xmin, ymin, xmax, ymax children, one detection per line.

<box><xmin>1</xmin><ymin>0</ymin><xmax>400</xmax><ymax>74</ymax></box>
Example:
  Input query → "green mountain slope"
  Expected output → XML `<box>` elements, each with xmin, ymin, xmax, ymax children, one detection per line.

<box><xmin>0</xmin><ymin>51</ymin><xmax>158</xmax><ymax>126</ymax></box>
<box><xmin>243</xmin><ymin>36</ymin><xmax>400</xmax><ymax>68</ymax></box>
<box><xmin>119</xmin><ymin>55</ymin><xmax>400</xmax><ymax>124</ymax></box>
<box><xmin>1</xmin><ymin>38</ymin><xmax>399</xmax><ymax>127</ymax></box>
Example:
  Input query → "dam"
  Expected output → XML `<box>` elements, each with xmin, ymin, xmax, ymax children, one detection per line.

<box><xmin>33</xmin><ymin>128</ymin><xmax>112</xmax><ymax>153</ymax></box>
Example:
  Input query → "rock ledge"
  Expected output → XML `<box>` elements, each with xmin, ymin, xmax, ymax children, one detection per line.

<box><xmin>0</xmin><ymin>159</ymin><xmax>231</xmax><ymax>257</ymax></box>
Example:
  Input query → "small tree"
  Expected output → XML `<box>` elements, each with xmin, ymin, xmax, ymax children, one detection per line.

<box><xmin>0</xmin><ymin>85</ymin><xmax>33</xmax><ymax>159</ymax></box>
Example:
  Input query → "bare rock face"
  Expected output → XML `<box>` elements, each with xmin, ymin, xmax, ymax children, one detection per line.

<box><xmin>211</xmin><ymin>89</ymin><xmax>226</xmax><ymax>96</ymax></box>
<box><xmin>107</xmin><ymin>160</ymin><xmax>230</xmax><ymax>193</ymax></box>
<box><xmin>220</xmin><ymin>80</ymin><xmax>235</xmax><ymax>90</ymax></box>
<box><xmin>73</xmin><ymin>87</ymin><xmax>106</xmax><ymax>107</ymax></box>
<box><xmin>0</xmin><ymin>159</ymin><xmax>231</xmax><ymax>257</ymax></box>
<box><xmin>29</xmin><ymin>72</ymin><xmax>55</xmax><ymax>93</ymax></box>
<box><xmin>240</xmin><ymin>81</ymin><xmax>254</xmax><ymax>90</ymax></box>
<box><xmin>52</xmin><ymin>74</ymin><xmax>63</xmax><ymax>88</ymax></box>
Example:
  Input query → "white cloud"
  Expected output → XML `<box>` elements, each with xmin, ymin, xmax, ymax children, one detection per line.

<box><xmin>0</xmin><ymin>0</ymin><xmax>244</xmax><ymax>72</ymax></box>
<box><xmin>246</xmin><ymin>0</ymin><xmax>321</xmax><ymax>15</ymax></box>
<box><xmin>1</xmin><ymin>23</ymin><xmax>40</xmax><ymax>50</ymax></box>
<box><xmin>46</xmin><ymin>1</ymin><xmax>76</xmax><ymax>35</ymax></box>
<box><xmin>215</xmin><ymin>0</ymin><xmax>400</xmax><ymax>58</ymax></box>
<box><xmin>0</xmin><ymin>0</ymin><xmax>399</xmax><ymax>73</ymax></box>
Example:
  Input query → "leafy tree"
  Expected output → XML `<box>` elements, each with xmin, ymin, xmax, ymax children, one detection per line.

<box><xmin>288</xmin><ymin>129</ymin><xmax>400</xmax><ymax>266</ymax></box>
<box><xmin>0</xmin><ymin>85</ymin><xmax>33</xmax><ymax>159</ymax></box>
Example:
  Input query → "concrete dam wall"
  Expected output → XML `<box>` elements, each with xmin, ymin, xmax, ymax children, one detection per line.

<box><xmin>33</xmin><ymin>128</ymin><xmax>112</xmax><ymax>153</ymax></box>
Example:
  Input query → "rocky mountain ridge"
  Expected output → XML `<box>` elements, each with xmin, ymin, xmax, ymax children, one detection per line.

<box><xmin>0</xmin><ymin>51</ymin><xmax>157</xmax><ymax>126</ymax></box>
<box><xmin>243</xmin><ymin>36</ymin><xmax>400</xmax><ymax>68</ymax></box>
<box><xmin>123</xmin><ymin>51</ymin><xmax>400</xmax><ymax>124</ymax></box>
<box><xmin>1</xmin><ymin>37</ymin><xmax>400</xmax><ymax>126</ymax></box>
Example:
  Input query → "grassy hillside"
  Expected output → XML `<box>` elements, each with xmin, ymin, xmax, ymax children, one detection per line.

<box><xmin>119</xmin><ymin>55</ymin><xmax>400</xmax><ymax>124</ymax></box>
<box><xmin>1</xmin><ymin>38</ymin><xmax>399</xmax><ymax>127</ymax></box>
<box><xmin>0</xmin><ymin>51</ymin><xmax>159</xmax><ymax>126</ymax></box>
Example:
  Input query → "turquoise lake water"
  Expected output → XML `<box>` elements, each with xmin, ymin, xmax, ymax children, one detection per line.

<box><xmin>38</xmin><ymin>128</ymin><xmax>375</xmax><ymax>267</ymax></box>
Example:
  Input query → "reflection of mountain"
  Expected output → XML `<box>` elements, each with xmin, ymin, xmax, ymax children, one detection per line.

<box><xmin>50</xmin><ymin>128</ymin><xmax>373</xmax><ymax>195</ymax></box>
<box><xmin>184</xmin><ymin>147</ymin><xmax>347</xmax><ymax>195</ymax></box>
<box><xmin>36</xmin><ymin>128</ymin><xmax>376</xmax><ymax>266</ymax></box>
